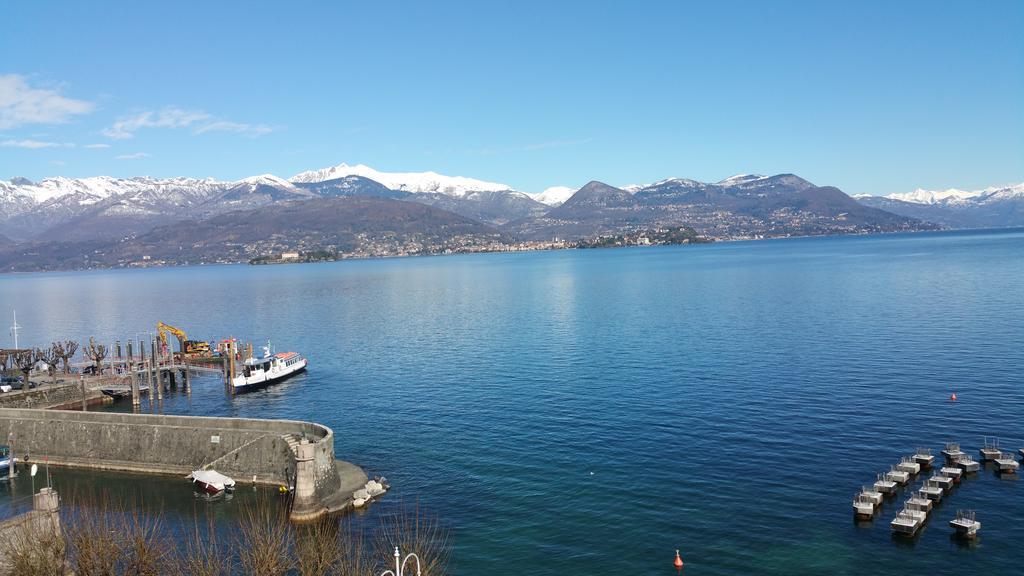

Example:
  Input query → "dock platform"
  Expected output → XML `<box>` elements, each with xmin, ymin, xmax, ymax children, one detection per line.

<box><xmin>941</xmin><ymin>442</ymin><xmax>966</xmax><ymax>463</ymax></box>
<box><xmin>993</xmin><ymin>452</ymin><xmax>1019</xmax><ymax>474</ymax></box>
<box><xmin>930</xmin><ymin>474</ymin><xmax>954</xmax><ymax>492</ymax></box>
<box><xmin>979</xmin><ymin>437</ymin><xmax>1001</xmax><ymax>461</ymax></box>
<box><xmin>956</xmin><ymin>454</ymin><xmax>980</xmax><ymax>473</ymax></box>
<box><xmin>897</xmin><ymin>456</ymin><xmax>920</xmax><ymax>476</ymax></box>
<box><xmin>920</xmin><ymin>479</ymin><xmax>944</xmax><ymax>501</ymax></box>
<box><xmin>950</xmin><ymin>510</ymin><xmax>980</xmax><ymax>539</ymax></box>
<box><xmin>906</xmin><ymin>491</ymin><xmax>932</xmax><ymax>513</ymax></box>
<box><xmin>891</xmin><ymin>509</ymin><xmax>923</xmax><ymax>536</ymax></box>
<box><xmin>885</xmin><ymin>466</ymin><xmax>911</xmax><ymax>486</ymax></box>
<box><xmin>874</xmin><ymin>473</ymin><xmax>897</xmax><ymax>495</ymax></box>
<box><xmin>853</xmin><ymin>493</ymin><xmax>877</xmax><ymax>519</ymax></box>
<box><xmin>939</xmin><ymin>466</ymin><xmax>963</xmax><ymax>483</ymax></box>
<box><xmin>914</xmin><ymin>448</ymin><xmax>935</xmax><ymax>469</ymax></box>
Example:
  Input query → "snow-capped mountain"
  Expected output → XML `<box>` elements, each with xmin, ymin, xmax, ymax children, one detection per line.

<box><xmin>874</xmin><ymin>183</ymin><xmax>1024</xmax><ymax>206</ymax></box>
<box><xmin>717</xmin><ymin>174</ymin><xmax>768</xmax><ymax>187</ymax></box>
<box><xmin>529</xmin><ymin>186</ymin><xmax>577</xmax><ymax>206</ymax></box>
<box><xmin>855</xmin><ymin>183</ymin><xmax>1024</xmax><ymax>228</ymax></box>
<box><xmin>290</xmin><ymin>162</ymin><xmax>512</xmax><ymax>196</ymax></box>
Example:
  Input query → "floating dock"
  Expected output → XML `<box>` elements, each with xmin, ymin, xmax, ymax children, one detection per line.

<box><xmin>930</xmin><ymin>474</ymin><xmax>954</xmax><ymax>492</ymax></box>
<box><xmin>853</xmin><ymin>493</ymin><xmax>877</xmax><ymax>519</ymax></box>
<box><xmin>906</xmin><ymin>491</ymin><xmax>932</xmax><ymax>513</ymax></box>
<box><xmin>886</xmin><ymin>466</ymin><xmax>911</xmax><ymax>486</ymax></box>
<box><xmin>891</xmin><ymin>509</ymin><xmax>923</xmax><ymax>536</ymax></box>
<box><xmin>914</xmin><ymin>448</ymin><xmax>935</xmax><ymax>469</ymax></box>
<box><xmin>979</xmin><ymin>437</ymin><xmax>1001</xmax><ymax>461</ymax></box>
<box><xmin>941</xmin><ymin>442</ymin><xmax>965</xmax><ymax>463</ymax></box>
<box><xmin>993</xmin><ymin>452</ymin><xmax>1019</xmax><ymax>474</ymax></box>
<box><xmin>950</xmin><ymin>510</ymin><xmax>980</xmax><ymax>539</ymax></box>
<box><xmin>920</xmin><ymin>479</ymin><xmax>944</xmax><ymax>501</ymax></box>
<box><xmin>874</xmin><ymin>473</ymin><xmax>898</xmax><ymax>494</ymax></box>
<box><xmin>897</xmin><ymin>456</ymin><xmax>921</xmax><ymax>476</ymax></box>
<box><xmin>940</xmin><ymin>466</ymin><xmax>963</xmax><ymax>483</ymax></box>
<box><xmin>956</xmin><ymin>454</ymin><xmax>980</xmax><ymax>473</ymax></box>
<box><xmin>859</xmin><ymin>485</ymin><xmax>884</xmax><ymax>506</ymax></box>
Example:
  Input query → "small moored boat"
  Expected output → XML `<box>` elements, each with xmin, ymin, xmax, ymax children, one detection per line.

<box><xmin>188</xmin><ymin>470</ymin><xmax>236</xmax><ymax>495</ymax></box>
<box><xmin>231</xmin><ymin>342</ymin><xmax>307</xmax><ymax>392</ymax></box>
<box><xmin>0</xmin><ymin>445</ymin><xmax>12</xmax><ymax>479</ymax></box>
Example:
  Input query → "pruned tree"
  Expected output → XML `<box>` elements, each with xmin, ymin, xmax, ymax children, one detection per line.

<box><xmin>35</xmin><ymin>346</ymin><xmax>59</xmax><ymax>387</ymax></box>
<box><xmin>58</xmin><ymin>340</ymin><xmax>79</xmax><ymax>374</ymax></box>
<box><xmin>84</xmin><ymin>338</ymin><xmax>108</xmax><ymax>374</ymax></box>
<box><xmin>12</xmin><ymin>350</ymin><xmax>34</xmax><ymax>387</ymax></box>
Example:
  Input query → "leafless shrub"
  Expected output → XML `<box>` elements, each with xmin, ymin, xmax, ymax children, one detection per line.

<box><xmin>375</xmin><ymin>500</ymin><xmax>451</xmax><ymax>576</ymax></box>
<box><xmin>119</xmin><ymin>506</ymin><xmax>172</xmax><ymax>576</ymax></box>
<box><xmin>234</xmin><ymin>498</ymin><xmax>295</xmax><ymax>576</ymax></box>
<box><xmin>1</xmin><ymin>512</ymin><xmax>66</xmax><ymax>576</ymax></box>
<box><xmin>63</xmin><ymin>496</ymin><xmax>121</xmax><ymax>576</ymax></box>
<box><xmin>174</xmin><ymin>513</ymin><xmax>229</xmax><ymax>576</ymax></box>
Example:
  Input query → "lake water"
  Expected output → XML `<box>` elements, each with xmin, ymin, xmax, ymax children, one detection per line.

<box><xmin>1</xmin><ymin>229</ymin><xmax>1022</xmax><ymax>575</ymax></box>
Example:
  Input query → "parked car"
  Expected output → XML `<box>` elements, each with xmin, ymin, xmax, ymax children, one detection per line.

<box><xmin>0</xmin><ymin>376</ymin><xmax>33</xmax><ymax>390</ymax></box>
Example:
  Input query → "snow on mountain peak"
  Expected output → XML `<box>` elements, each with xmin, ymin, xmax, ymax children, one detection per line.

<box><xmin>717</xmin><ymin>174</ymin><xmax>767</xmax><ymax>187</ymax></box>
<box><xmin>885</xmin><ymin>183</ymin><xmax>1024</xmax><ymax>205</ymax></box>
<box><xmin>289</xmin><ymin>162</ymin><xmax>512</xmax><ymax>196</ymax></box>
<box><xmin>234</xmin><ymin>174</ymin><xmax>296</xmax><ymax>189</ymax></box>
<box><xmin>529</xmin><ymin>186</ymin><xmax>576</xmax><ymax>206</ymax></box>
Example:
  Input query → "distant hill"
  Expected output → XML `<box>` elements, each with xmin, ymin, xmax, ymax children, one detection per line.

<box><xmin>512</xmin><ymin>174</ymin><xmax>932</xmax><ymax>240</ymax></box>
<box><xmin>0</xmin><ymin>196</ymin><xmax>507</xmax><ymax>272</ymax></box>
<box><xmin>408</xmin><ymin>189</ymin><xmax>548</xmax><ymax>225</ymax></box>
<box><xmin>0</xmin><ymin>164</ymin><xmax>946</xmax><ymax>271</ymax></box>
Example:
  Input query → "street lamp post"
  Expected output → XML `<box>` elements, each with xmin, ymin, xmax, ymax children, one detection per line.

<box><xmin>380</xmin><ymin>547</ymin><xmax>421</xmax><ymax>576</ymax></box>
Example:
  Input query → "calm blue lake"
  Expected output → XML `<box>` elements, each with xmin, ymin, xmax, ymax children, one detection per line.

<box><xmin>1</xmin><ymin>229</ymin><xmax>1022</xmax><ymax>575</ymax></box>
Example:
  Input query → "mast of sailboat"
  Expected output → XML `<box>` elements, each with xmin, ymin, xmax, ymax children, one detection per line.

<box><xmin>10</xmin><ymin>309</ymin><xmax>22</xmax><ymax>349</ymax></box>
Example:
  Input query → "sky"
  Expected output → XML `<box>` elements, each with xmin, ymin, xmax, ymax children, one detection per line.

<box><xmin>0</xmin><ymin>0</ymin><xmax>1021</xmax><ymax>195</ymax></box>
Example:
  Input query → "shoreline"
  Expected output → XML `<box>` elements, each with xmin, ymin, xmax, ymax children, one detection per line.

<box><xmin>2</xmin><ymin>226</ymin><xmax>1022</xmax><ymax>275</ymax></box>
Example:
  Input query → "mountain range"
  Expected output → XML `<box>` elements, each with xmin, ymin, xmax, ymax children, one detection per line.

<box><xmin>854</xmin><ymin>184</ymin><xmax>1024</xmax><ymax>229</ymax></box>
<box><xmin>0</xmin><ymin>161</ymin><xmax>1016</xmax><ymax>272</ymax></box>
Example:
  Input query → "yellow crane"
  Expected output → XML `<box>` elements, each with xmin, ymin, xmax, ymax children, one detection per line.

<box><xmin>157</xmin><ymin>322</ymin><xmax>211</xmax><ymax>358</ymax></box>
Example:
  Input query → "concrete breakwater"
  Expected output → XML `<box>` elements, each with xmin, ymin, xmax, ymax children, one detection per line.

<box><xmin>0</xmin><ymin>408</ymin><xmax>366</xmax><ymax>521</ymax></box>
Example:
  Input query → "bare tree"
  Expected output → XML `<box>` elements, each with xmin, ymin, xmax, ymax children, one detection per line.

<box><xmin>84</xmin><ymin>338</ymin><xmax>108</xmax><ymax>375</ymax></box>
<box><xmin>59</xmin><ymin>340</ymin><xmax>79</xmax><ymax>374</ymax></box>
<box><xmin>12</xmin><ymin>350</ymin><xmax>34</xmax><ymax>388</ymax></box>
<box><xmin>35</xmin><ymin>347</ymin><xmax>59</xmax><ymax>387</ymax></box>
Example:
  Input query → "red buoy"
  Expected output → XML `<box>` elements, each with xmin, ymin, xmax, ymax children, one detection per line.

<box><xmin>951</xmin><ymin>393</ymin><xmax>957</xmax><ymax>402</ymax></box>
<box><xmin>674</xmin><ymin>549</ymin><xmax>684</xmax><ymax>569</ymax></box>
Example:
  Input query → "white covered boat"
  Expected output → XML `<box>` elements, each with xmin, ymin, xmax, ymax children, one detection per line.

<box><xmin>231</xmin><ymin>343</ymin><xmax>307</xmax><ymax>392</ymax></box>
<box><xmin>188</xmin><ymin>470</ymin><xmax>236</xmax><ymax>495</ymax></box>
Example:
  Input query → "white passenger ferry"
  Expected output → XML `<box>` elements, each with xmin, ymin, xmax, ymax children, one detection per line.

<box><xmin>231</xmin><ymin>343</ymin><xmax>307</xmax><ymax>392</ymax></box>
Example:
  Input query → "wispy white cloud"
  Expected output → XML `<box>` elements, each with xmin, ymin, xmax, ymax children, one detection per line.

<box><xmin>103</xmin><ymin>107</ymin><xmax>210</xmax><ymax>139</ymax></box>
<box><xmin>193</xmin><ymin>120</ymin><xmax>274</xmax><ymax>137</ymax></box>
<box><xmin>49</xmin><ymin>159</ymin><xmax>66</xmax><ymax>166</ymax></box>
<box><xmin>0</xmin><ymin>74</ymin><xmax>94</xmax><ymax>129</ymax></box>
<box><xmin>83</xmin><ymin>143</ymin><xmax>110</xmax><ymax>149</ymax></box>
<box><xmin>1</xmin><ymin>139</ymin><xmax>74</xmax><ymax>149</ymax></box>
<box><xmin>103</xmin><ymin>106</ymin><xmax>275</xmax><ymax>139</ymax></box>
<box><xmin>115</xmin><ymin>152</ymin><xmax>151</xmax><ymax>160</ymax></box>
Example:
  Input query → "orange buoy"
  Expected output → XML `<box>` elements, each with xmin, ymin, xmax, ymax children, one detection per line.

<box><xmin>674</xmin><ymin>549</ymin><xmax>684</xmax><ymax>569</ymax></box>
<box><xmin>951</xmin><ymin>393</ymin><xmax>957</xmax><ymax>402</ymax></box>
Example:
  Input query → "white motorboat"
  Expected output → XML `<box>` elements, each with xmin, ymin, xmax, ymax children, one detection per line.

<box><xmin>231</xmin><ymin>343</ymin><xmax>307</xmax><ymax>392</ymax></box>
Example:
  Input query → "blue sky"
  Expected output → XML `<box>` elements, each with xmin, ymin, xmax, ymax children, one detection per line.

<box><xmin>1</xmin><ymin>0</ymin><xmax>1021</xmax><ymax>195</ymax></box>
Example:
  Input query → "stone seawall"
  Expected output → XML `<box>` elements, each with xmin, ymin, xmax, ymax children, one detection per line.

<box><xmin>0</xmin><ymin>408</ymin><xmax>366</xmax><ymax>521</ymax></box>
<box><xmin>0</xmin><ymin>380</ymin><xmax>108</xmax><ymax>410</ymax></box>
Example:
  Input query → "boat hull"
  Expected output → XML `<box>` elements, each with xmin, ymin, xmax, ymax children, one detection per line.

<box><xmin>232</xmin><ymin>364</ymin><xmax>307</xmax><ymax>393</ymax></box>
